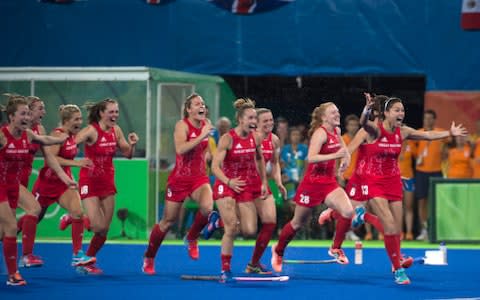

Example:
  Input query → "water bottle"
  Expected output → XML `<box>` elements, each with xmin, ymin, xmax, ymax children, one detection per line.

<box><xmin>439</xmin><ymin>241</ymin><xmax>447</xmax><ymax>264</ymax></box>
<box><xmin>354</xmin><ymin>241</ymin><xmax>363</xmax><ymax>265</ymax></box>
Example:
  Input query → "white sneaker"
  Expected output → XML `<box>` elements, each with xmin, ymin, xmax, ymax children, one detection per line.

<box><xmin>416</xmin><ymin>228</ymin><xmax>428</xmax><ymax>241</ymax></box>
<box><xmin>345</xmin><ymin>230</ymin><xmax>360</xmax><ymax>241</ymax></box>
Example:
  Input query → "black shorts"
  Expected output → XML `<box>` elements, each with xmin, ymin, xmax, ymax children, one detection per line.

<box><xmin>415</xmin><ymin>170</ymin><xmax>443</xmax><ymax>199</ymax></box>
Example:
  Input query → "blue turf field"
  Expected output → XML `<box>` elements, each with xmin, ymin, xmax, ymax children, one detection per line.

<box><xmin>1</xmin><ymin>242</ymin><xmax>479</xmax><ymax>299</ymax></box>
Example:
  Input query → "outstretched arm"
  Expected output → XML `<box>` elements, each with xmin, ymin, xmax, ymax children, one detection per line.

<box><xmin>28</xmin><ymin>129</ymin><xmax>67</xmax><ymax>146</ymax></box>
<box><xmin>403</xmin><ymin>122</ymin><xmax>467</xmax><ymax>141</ymax></box>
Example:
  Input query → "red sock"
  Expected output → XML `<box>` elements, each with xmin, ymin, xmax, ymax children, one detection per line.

<box><xmin>221</xmin><ymin>254</ymin><xmax>232</xmax><ymax>272</ymax></box>
<box><xmin>144</xmin><ymin>224</ymin><xmax>167</xmax><ymax>258</ymax></box>
<box><xmin>186</xmin><ymin>211</ymin><xmax>209</xmax><ymax>241</ymax></box>
<box><xmin>251</xmin><ymin>223</ymin><xmax>276</xmax><ymax>266</ymax></box>
<box><xmin>71</xmin><ymin>218</ymin><xmax>84</xmax><ymax>255</ymax></box>
<box><xmin>22</xmin><ymin>214</ymin><xmax>38</xmax><ymax>255</ymax></box>
<box><xmin>17</xmin><ymin>215</ymin><xmax>25</xmax><ymax>232</ymax></box>
<box><xmin>332</xmin><ymin>216</ymin><xmax>351</xmax><ymax>249</ymax></box>
<box><xmin>3</xmin><ymin>236</ymin><xmax>18</xmax><ymax>275</ymax></box>
<box><xmin>364</xmin><ymin>213</ymin><xmax>384</xmax><ymax>233</ymax></box>
<box><xmin>276</xmin><ymin>222</ymin><xmax>297</xmax><ymax>257</ymax></box>
<box><xmin>384</xmin><ymin>234</ymin><xmax>401</xmax><ymax>270</ymax></box>
<box><xmin>83</xmin><ymin>216</ymin><xmax>91</xmax><ymax>231</ymax></box>
<box><xmin>86</xmin><ymin>233</ymin><xmax>107</xmax><ymax>257</ymax></box>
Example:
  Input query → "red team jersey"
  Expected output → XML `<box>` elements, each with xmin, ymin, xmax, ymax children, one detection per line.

<box><xmin>79</xmin><ymin>122</ymin><xmax>117</xmax><ymax>199</ymax></box>
<box><xmin>0</xmin><ymin>126</ymin><xmax>30</xmax><ymax>208</ymax></box>
<box><xmin>261</xmin><ymin>132</ymin><xmax>274</xmax><ymax>195</ymax></box>
<box><xmin>293</xmin><ymin>126</ymin><xmax>341</xmax><ymax>207</ymax></box>
<box><xmin>165</xmin><ymin>118</ymin><xmax>210</xmax><ymax>202</ymax></box>
<box><xmin>213</xmin><ymin>129</ymin><xmax>262</xmax><ymax>202</ymax></box>
<box><xmin>349</xmin><ymin>122</ymin><xmax>403</xmax><ymax>201</ymax></box>
<box><xmin>345</xmin><ymin>143</ymin><xmax>371</xmax><ymax>202</ymax></box>
<box><xmin>33</xmin><ymin>128</ymin><xmax>77</xmax><ymax>207</ymax></box>
<box><xmin>261</xmin><ymin>132</ymin><xmax>274</xmax><ymax>164</ymax></box>
<box><xmin>20</xmin><ymin>124</ymin><xmax>42</xmax><ymax>187</ymax></box>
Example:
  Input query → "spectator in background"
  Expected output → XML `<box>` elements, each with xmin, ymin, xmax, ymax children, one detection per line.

<box><xmin>468</xmin><ymin>119</ymin><xmax>480</xmax><ymax>145</ymax></box>
<box><xmin>281</xmin><ymin>127</ymin><xmax>308</xmax><ymax>200</ymax></box>
<box><xmin>275</xmin><ymin>117</ymin><xmax>289</xmax><ymax>148</ymax></box>
<box><xmin>413</xmin><ymin>110</ymin><xmax>448</xmax><ymax>241</ymax></box>
<box><xmin>472</xmin><ymin>121</ymin><xmax>480</xmax><ymax>178</ymax></box>
<box><xmin>398</xmin><ymin>141</ymin><xmax>416</xmax><ymax>241</ymax></box>
<box><xmin>208</xmin><ymin>116</ymin><xmax>232</xmax><ymax>164</ymax></box>
<box><xmin>445</xmin><ymin>135</ymin><xmax>472</xmax><ymax>178</ymax></box>
<box><xmin>296</xmin><ymin>123</ymin><xmax>309</xmax><ymax>144</ymax></box>
<box><xmin>280</xmin><ymin>127</ymin><xmax>307</xmax><ymax>236</ymax></box>
<box><xmin>211</xmin><ymin>116</ymin><xmax>232</xmax><ymax>145</ymax></box>
<box><xmin>470</xmin><ymin>120</ymin><xmax>480</xmax><ymax>178</ymax></box>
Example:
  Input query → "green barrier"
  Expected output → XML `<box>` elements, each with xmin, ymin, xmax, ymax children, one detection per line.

<box><xmin>24</xmin><ymin>159</ymin><xmax>150</xmax><ymax>240</ymax></box>
<box><xmin>429</xmin><ymin>178</ymin><xmax>480</xmax><ymax>243</ymax></box>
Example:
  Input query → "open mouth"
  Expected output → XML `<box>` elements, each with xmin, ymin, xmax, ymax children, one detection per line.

<box><xmin>249</xmin><ymin>124</ymin><xmax>257</xmax><ymax>129</ymax></box>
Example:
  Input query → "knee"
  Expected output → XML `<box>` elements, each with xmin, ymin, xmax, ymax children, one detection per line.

<box><xmin>340</xmin><ymin>208</ymin><xmax>354</xmax><ymax>219</ymax></box>
<box><xmin>5</xmin><ymin>225</ymin><xmax>17</xmax><ymax>237</ymax></box>
<box><xmin>89</xmin><ymin>220</ymin><xmax>107</xmax><ymax>234</ymax></box>
<box><xmin>382</xmin><ymin>219</ymin><xmax>397</xmax><ymax>234</ymax></box>
<box><xmin>241</xmin><ymin>226</ymin><xmax>257</xmax><ymax>238</ymax></box>
<box><xmin>223</xmin><ymin>223</ymin><xmax>239</xmax><ymax>237</ymax></box>
<box><xmin>159</xmin><ymin>219</ymin><xmax>175</xmax><ymax>231</ymax></box>
<box><xmin>198</xmin><ymin>206</ymin><xmax>212</xmax><ymax>217</ymax></box>
<box><xmin>25</xmin><ymin>203</ymin><xmax>42</xmax><ymax>217</ymax></box>
<box><xmin>70</xmin><ymin>209</ymin><xmax>83</xmax><ymax>219</ymax></box>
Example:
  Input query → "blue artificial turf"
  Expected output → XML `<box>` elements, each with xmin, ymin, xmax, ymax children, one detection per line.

<box><xmin>1</xmin><ymin>242</ymin><xmax>479</xmax><ymax>299</ymax></box>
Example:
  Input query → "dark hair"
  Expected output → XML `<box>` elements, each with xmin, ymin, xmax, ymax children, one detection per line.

<box><xmin>276</xmin><ymin>116</ymin><xmax>288</xmax><ymax>124</ymax></box>
<box><xmin>380</xmin><ymin>97</ymin><xmax>402</xmax><ymax>119</ymax></box>
<box><xmin>183</xmin><ymin>93</ymin><xmax>201</xmax><ymax>118</ymax></box>
<box><xmin>344</xmin><ymin>114</ymin><xmax>359</xmax><ymax>124</ymax></box>
<box><xmin>84</xmin><ymin>98</ymin><xmax>117</xmax><ymax>124</ymax></box>
<box><xmin>424</xmin><ymin>109</ymin><xmax>437</xmax><ymax>119</ymax></box>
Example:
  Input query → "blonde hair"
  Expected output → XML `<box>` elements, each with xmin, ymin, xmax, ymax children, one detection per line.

<box><xmin>26</xmin><ymin>96</ymin><xmax>43</xmax><ymax>109</ymax></box>
<box><xmin>233</xmin><ymin>97</ymin><xmax>256</xmax><ymax>122</ymax></box>
<box><xmin>308</xmin><ymin>101</ymin><xmax>334</xmax><ymax>138</ymax></box>
<box><xmin>256</xmin><ymin>108</ymin><xmax>272</xmax><ymax>119</ymax></box>
<box><xmin>59</xmin><ymin>104</ymin><xmax>81</xmax><ymax>124</ymax></box>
